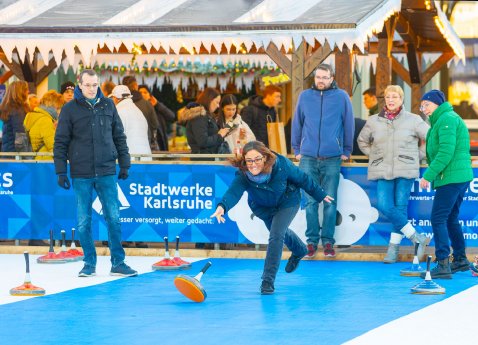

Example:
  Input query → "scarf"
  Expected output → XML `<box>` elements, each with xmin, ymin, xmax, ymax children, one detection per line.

<box><xmin>40</xmin><ymin>105</ymin><xmax>58</xmax><ymax>121</ymax></box>
<box><xmin>383</xmin><ymin>105</ymin><xmax>402</xmax><ymax>121</ymax></box>
<box><xmin>86</xmin><ymin>97</ymin><xmax>98</xmax><ymax>107</ymax></box>
<box><xmin>245</xmin><ymin>171</ymin><xmax>271</xmax><ymax>184</ymax></box>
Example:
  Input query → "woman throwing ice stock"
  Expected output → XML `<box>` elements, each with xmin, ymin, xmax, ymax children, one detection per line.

<box><xmin>210</xmin><ymin>141</ymin><xmax>333</xmax><ymax>295</ymax></box>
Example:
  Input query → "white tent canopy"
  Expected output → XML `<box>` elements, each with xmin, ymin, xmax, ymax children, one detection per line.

<box><xmin>0</xmin><ymin>0</ymin><xmax>402</xmax><ymax>68</ymax></box>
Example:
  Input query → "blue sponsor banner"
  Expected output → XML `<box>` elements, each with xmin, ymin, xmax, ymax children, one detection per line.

<box><xmin>0</xmin><ymin>162</ymin><xmax>477</xmax><ymax>246</ymax></box>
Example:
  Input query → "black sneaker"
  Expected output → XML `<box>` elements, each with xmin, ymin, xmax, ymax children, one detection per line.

<box><xmin>110</xmin><ymin>263</ymin><xmax>138</xmax><ymax>277</ymax></box>
<box><xmin>420</xmin><ymin>258</ymin><xmax>452</xmax><ymax>279</ymax></box>
<box><xmin>285</xmin><ymin>254</ymin><xmax>304</xmax><ymax>273</ymax></box>
<box><xmin>78</xmin><ymin>265</ymin><xmax>96</xmax><ymax>277</ymax></box>
<box><xmin>260</xmin><ymin>280</ymin><xmax>274</xmax><ymax>295</ymax></box>
<box><xmin>451</xmin><ymin>256</ymin><xmax>470</xmax><ymax>273</ymax></box>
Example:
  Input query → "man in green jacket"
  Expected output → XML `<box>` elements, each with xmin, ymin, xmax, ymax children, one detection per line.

<box><xmin>419</xmin><ymin>89</ymin><xmax>473</xmax><ymax>279</ymax></box>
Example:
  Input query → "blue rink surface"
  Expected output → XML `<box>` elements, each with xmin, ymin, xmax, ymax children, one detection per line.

<box><xmin>0</xmin><ymin>259</ymin><xmax>476</xmax><ymax>345</ymax></box>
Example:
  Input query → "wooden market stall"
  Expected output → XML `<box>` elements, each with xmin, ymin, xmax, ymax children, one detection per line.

<box><xmin>0</xmin><ymin>0</ymin><xmax>464</xmax><ymax>120</ymax></box>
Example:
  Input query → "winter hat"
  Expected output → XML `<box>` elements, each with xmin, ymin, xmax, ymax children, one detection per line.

<box><xmin>60</xmin><ymin>81</ymin><xmax>75</xmax><ymax>94</ymax></box>
<box><xmin>421</xmin><ymin>89</ymin><xmax>445</xmax><ymax>106</ymax></box>
<box><xmin>186</xmin><ymin>102</ymin><xmax>201</xmax><ymax>109</ymax></box>
<box><xmin>109</xmin><ymin>85</ymin><xmax>132</xmax><ymax>99</ymax></box>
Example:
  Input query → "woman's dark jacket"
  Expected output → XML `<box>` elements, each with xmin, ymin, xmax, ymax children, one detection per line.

<box><xmin>184</xmin><ymin>105</ymin><xmax>224</xmax><ymax>154</ymax></box>
<box><xmin>154</xmin><ymin>101</ymin><xmax>175</xmax><ymax>151</ymax></box>
<box><xmin>2</xmin><ymin>108</ymin><xmax>26</xmax><ymax>152</ymax></box>
<box><xmin>219</xmin><ymin>154</ymin><xmax>327</xmax><ymax>220</ymax></box>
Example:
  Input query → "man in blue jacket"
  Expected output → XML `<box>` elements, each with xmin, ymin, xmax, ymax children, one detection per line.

<box><xmin>54</xmin><ymin>69</ymin><xmax>137</xmax><ymax>278</ymax></box>
<box><xmin>292</xmin><ymin>64</ymin><xmax>354</xmax><ymax>258</ymax></box>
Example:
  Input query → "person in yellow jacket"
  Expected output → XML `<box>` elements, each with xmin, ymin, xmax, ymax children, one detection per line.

<box><xmin>24</xmin><ymin>90</ymin><xmax>64</xmax><ymax>160</ymax></box>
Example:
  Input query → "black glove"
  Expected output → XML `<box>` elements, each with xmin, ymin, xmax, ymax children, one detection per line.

<box><xmin>118</xmin><ymin>168</ymin><xmax>129</xmax><ymax>180</ymax></box>
<box><xmin>58</xmin><ymin>175</ymin><xmax>71</xmax><ymax>190</ymax></box>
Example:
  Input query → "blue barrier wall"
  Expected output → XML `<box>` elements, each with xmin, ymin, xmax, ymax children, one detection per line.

<box><xmin>1</xmin><ymin>162</ymin><xmax>477</xmax><ymax>246</ymax></box>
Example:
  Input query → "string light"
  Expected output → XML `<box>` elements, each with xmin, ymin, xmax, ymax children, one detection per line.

<box><xmin>131</xmin><ymin>43</ymin><xmax>143</xmax><ymax>55</ymax></box>
<box><xmin>434</xmin><ymin>15</ymin><xmax>465</xmax><ymax>60</ymax></box>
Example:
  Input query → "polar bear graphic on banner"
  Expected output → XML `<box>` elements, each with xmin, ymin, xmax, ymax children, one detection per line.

<box><xmin>228</xmin><ymin>174</ymin><xmax>379</xmax><ymax>245</ymax></box>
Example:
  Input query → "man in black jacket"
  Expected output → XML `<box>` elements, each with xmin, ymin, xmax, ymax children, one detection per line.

<box><xmin>241</xmin><ymin>85</ymin><xmax>282</xmax><ymax>146</ymax></box>
<box><xmin>54</xmin><ymin>69</ymin><xmax>137</xmax><ymax>278</ymax></box>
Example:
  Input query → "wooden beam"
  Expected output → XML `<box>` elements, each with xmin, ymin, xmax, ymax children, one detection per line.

<box><xmin>396</xmin><ymin>13</ymin><xmax>420</xmax><ymax>48</ymax></box>
<box><xmin>304</xmin><ymin>42</ymin><xmax>332</xmax><ymax>78</ymax></box>
<box><xmin>375</xmin><ymin>17</ymin><xmax>396</xmax><ymax>108</ymax></box>
<box><xmin>265</xmin><ymin>42</ymin><xmax>292</xmax><ymax>77</ymax></box>
<box><xmin>391</xmin><ymin>56</ymin><xmax>411</xmax><ymax>85</ymax></box>
<box><xmin>0</xmin><ymin>70</ymin><xmax>13</xmax><ymax>84</ymax></box>
<box><xmin>0</xmin><ymin>51</ymin><xmax>24</xmax><ymax>80</ymax></box>
<box><xmin>421</xmin><ymin>52</ymin><xmax>455</xmax><ymax>86</ymax></box>
<box><xmin>406</xmin><ymin>44</ymin><xmax>421</xmax><ymax>84</ymax></box>
<box><xmin>367</xmin><ymin>44</ymin><xmax>408</xmax><ymax>54</ymax></box>
<box><xmin>411</xmin><ymin>83</ymin><xmax>424</xmax><ymax>118</ymax></box>
<box><xmin>335</xmin><ymin>45</ymin><xmax>353</xmax><ymax>96</ymax></box>
<box><xmin>411</xmin><ymin>51</ymin><xmax>423</xmax><ymax>115</ymax></box>
<box><xmin>21</xmin><ymin>48</ymin><xmax>34</xmax><ymax>83</ymax></box>
<box><xmin>386</xmin><ymin>17</ymin><xmax>398</xmax><ymax>54</ymax></box>
<box><xmin>291</xmin><ymin>41</ymin><xmax>305</xmax><ymax>115</ymax></box>
<box><xmin>367</xmin><ymin>41</ymin><xmax>450</xmax><ymax>54</ymax></box>
<box><xmin>36</xmin><ymin>57</ymin><xmax>57</xmax><ymax>85</ymax></box>
<box><xmin>376</xmin><ymin>38</ymin><xmax>392</xmax><ymax>108</ymax></box>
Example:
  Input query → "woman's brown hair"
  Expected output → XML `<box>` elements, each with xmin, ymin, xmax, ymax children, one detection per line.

<box><xmin>0</xmin><ymin>80</ymin><xmax>29</xmax><ymax>121</ymax></box>
<box><xmin>217</xmin><ymin>94</ymin><xmax>238</xmax><ymax>128</ymax></box>
<box><xmin>40</xmin><ymin>90</ymin><xmax>65</xmax><ymax>109</ymax></box>
<box><xmin>196</xmin><ymin>87</ymin><xmax>220</xmax><ymax>112</ymax></box>
<box><xmin>231</xmin><ymin>140</ymin><xmax>277</xmax><ymax>174</ymax></box>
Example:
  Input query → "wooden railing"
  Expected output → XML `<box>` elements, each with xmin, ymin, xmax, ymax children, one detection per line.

<box><xmin>2</xmin><ymin>152</ymin><xmax>478</xmax><ymax>167</ymax></box>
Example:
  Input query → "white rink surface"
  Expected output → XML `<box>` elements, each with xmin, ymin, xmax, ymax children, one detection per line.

<box><xmin>2</xmin><ymin>253</ymin><xmax>478</xmax><ymax>344</ymax></box>
<box><xmin>0</xmin><ymin>254</ymin><xmax>202</xmax><ymax>306</ymax></box>
<box><xmin>344</xmin><ymin>284</ymin><xmax>478</xmax><ymax>345</ymax></box>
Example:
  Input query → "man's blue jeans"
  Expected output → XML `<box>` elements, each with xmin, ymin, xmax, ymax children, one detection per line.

<box><xmin>261</xmin><ymin>205</ymin><xmax>307</xmax><ymax>284</ymax></box>
<box><xmin>72</xmin><ymin>175</ymin><xmax>125</xmax><ymax>268</ymax></box>
<box><xmin>431</xmin><ymin>182</ymin><xmax>468</xmax><ymax>260</ymax></box>
<box><xmin>299</xmin><ymin>156</ymin><xmax>341</xmax><ymax>246</ymax></box>
<box><xmin>376</xmin><ymin>178</ymin><xmax>414</xmax><ymax>234</ymax></box>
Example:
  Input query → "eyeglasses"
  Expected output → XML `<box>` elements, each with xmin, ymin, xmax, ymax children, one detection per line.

<box><xmin>245</xmin><ymin>156</ymin><xmax>264</xmax><ymax>165</ymax></box>
<box><xmin>315</xmin><ymin>76</ymin><xmax>331</xmax><ymax>81</ymax></box>
<box><xmin>82</xmin><ymin>83</ymin><xmax>99</xmax><ymax>89</ymax></box>
<box><xmin>420</xmin><ymin>102</ymin><xmax>432</xmax><ymax>112</ymax></box>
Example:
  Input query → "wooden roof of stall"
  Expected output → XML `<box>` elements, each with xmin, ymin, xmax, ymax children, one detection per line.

<box><xmin>0</xmin><ymin>0</ymin><xmax>463</xmax><ymax>65</ymax></box>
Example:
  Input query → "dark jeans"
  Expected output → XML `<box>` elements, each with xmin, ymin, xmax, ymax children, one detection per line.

<box><xmin>72</xmin><ymin>175</ymin><xmax>126</xmax><ymax>268</ymax></box>
<box><xmin>431</xmin><ymin>182</ymin><xmax>468</xmax><ymax>260</ymax></box>
<box><xmin>261</xmin><ymin>205</ymin><xmax>307</xmax><ymax>284</ymax></box>
<box><xmin>299</xmin><ymin>156</ymin><xmax>341</xmax><ymax>246</ymax></box>
<box><xmin>376</xmin><ymin>178</ymin><xmax>414</xmax><ymax>233</ymax></box>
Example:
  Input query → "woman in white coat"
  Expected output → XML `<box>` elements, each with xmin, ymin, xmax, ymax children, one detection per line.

<box><xmin>110</xmin><ymin>85</ymin><xmax>151</xmax><ymax>161</ymax></box>
<box><xmin>216</xmin><ymin>94</ymin><xmax>255</xmax><ymax>152</ymax></box>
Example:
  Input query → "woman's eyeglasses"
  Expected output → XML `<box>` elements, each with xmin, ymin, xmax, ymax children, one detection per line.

<box><xmin>245</xmin><ymin>157</ymin><xmax>264</xmax><ymax>165</ymax></box>
<box><xmin>420</xmin><ymin>102</ymin><xmax>432</xmax><ymax>112</ymax></box>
